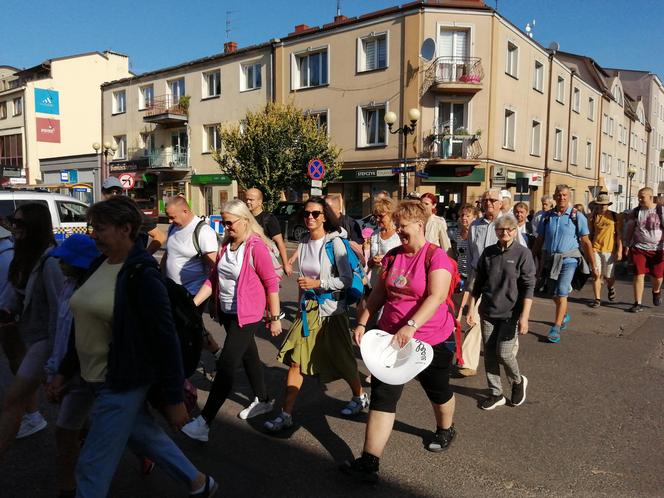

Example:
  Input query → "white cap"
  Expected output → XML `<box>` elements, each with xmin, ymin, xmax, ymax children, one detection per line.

<box><xmin>360</xmin><ymin>329</ymin><xmax>433</xmax><ymax>385</ymax></box>
<box><xmin>500</xmin><ymin>189</ymin><xmax>512</xmax><ymax>199</ymax></box>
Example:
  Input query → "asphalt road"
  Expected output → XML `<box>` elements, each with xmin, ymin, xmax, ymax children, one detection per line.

<box><xmin>1</xmin><ymin>252</ymin><xmax>663</xmax><ymax>497</ymax></box>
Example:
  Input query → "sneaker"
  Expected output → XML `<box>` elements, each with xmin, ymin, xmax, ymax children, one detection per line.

<box><xmin>263</xmin><ymin>412</ymin><xmax>293</xmax><ymax>433</ymax></box>
<box><xmin>181</xmin><ymin>415</ymin><xmax>210</xmax><ymax>442</ymax></box>
<box><xmin>590</xmin><ymin>299</ymin><xmax>601</xmax><ymax>308</ymax></box>
<box><xmin>511</xmin><ymin>375</ymin><xmax>528</xmax><ymax>407</ymax></box>
<box><xmin>16</xmin><ymin>412</ymin><xmax>47</xmax><ymax>439</ymax></box>
<box><xmin>426</xmin><ymin>424</ymin><xmax>457</xmax><ymax>452</ymax></box>
<box><xmin>457</xmin><ymin>367</ymin><xmax>477</xmax><ymax>377</ymax></box>
<box><xmin>560</xmin><ymin>313</ymin><xmax>571</xmax><ymax>330</ymax></box>
<box><xmin>339</xmin><ymin>457</ymin><xmax>379</xmax><ymax>484</ymax></box>
<box><xmin>480</xmin><ymin>395</ymin><xmax>506</xmax><ymax>410</ymax></box>
<box><xmin>239</xmin><ymin>397</ymin><xmax>274</xmax><ymax>420</ymax></box>
<box><xmin>608</xmin><ymin>287</ymin><xmax>617</xmax><ymax>301</ymax></box>
<box><xmin>341</xmin><ymin>393</ymin><xmax>369</xmax><ymax>416</ymax></box>
<box><xmin>547</xmin><ymin>325</ymin><xmax>561</xmax><ymax>343</ymax></box>
<box><xmin>190</xmin><ymin>475</ymin><xmax>218</xmax><ymax>498</ymax></box>
<box><xmin>628</xmin><ymin>303</ymin><xmax>644</xmax><ymax>313</ymax></box>
<box><xmin>653</xmin><ymin>292</ymin><xmax>662</xmax><ymax>307</ymax></box>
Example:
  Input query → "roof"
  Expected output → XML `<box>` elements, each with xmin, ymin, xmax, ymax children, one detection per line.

<box><xmin>15</xmin><ymin>51</ymin><xmax>129</xmax><ymax>79</ymax></box>
<box><xmin>556</xmin><ymin>51</ymin><xmax>611</xmax><ymax>95</ymax></box>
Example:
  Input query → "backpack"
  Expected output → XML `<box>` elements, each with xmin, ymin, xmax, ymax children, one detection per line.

<box><xmin>251</xmin><ymin>240</ymin><xmax>284</xmax><ymax>279</ymax></box>
<box><xmin>324</xmin><ymin>237</ymin><xmax>365</xmax><ymax>305</ymax></box>
<box><xmin>382</xmin><ymin>243</ymin><xmax>465</xmax><ymax>366</ymax></box>
<box><xmin>168</xmin><ymin>218</ymin><xmax>221</xmax><ymax>258</ymax></box>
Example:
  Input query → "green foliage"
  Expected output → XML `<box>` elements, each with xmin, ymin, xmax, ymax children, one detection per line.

<box><xmin>213</xmin><ymin>102</ymin><xmax>342</xmax><ymax>211</ymax></box>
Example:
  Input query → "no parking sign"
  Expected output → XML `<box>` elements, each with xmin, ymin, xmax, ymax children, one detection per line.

<box><xmin>307</xmin><ymin>158</ymin><xmax>325</xmax><ymax>180</ymax></box>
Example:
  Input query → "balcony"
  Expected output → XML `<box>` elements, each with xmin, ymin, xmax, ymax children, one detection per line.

<box><xmin>148</xmin><ymin>148</ymin><xmax>189</xmax><ymax>170</ymax></box>
<box><xmin>142</xmin><ymin>95</ymin><xmax>188</xmax><ymax>126</ymax></box>
<box><xmin>422</xmin><ymin>57</ymin><xmax>484</xmax><ymax>95</ymax></box>
<box><xmin>424</xmin><ymin>131</ymin><xmax>483</xmax><ymax>169</ymax></box>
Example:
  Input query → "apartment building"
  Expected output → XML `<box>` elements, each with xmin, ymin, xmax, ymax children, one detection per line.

<box><xmin>101</xmin><ymin>41</ymin><xmax>271</xmax><ymax>216</ymax></box>
<box><xmin>0</xmin><ymin>52</ymin><xmax>131</xmax><ymax>202</ymax></box>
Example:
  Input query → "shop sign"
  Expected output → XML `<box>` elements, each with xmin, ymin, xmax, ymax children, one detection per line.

<box><xmin>35</xmin><ymin>88</ymin><xmax>60</xmax><ymax>115</ymax></box>
<box><xmin>340</xmin><ymin>168</ymin><xmax>395</xmax><ymax>181</ymax></box>
<box><xmin>190</xmin><ymin>174</ymin><xmax>232</xmax><ymax>186</ymax></box>
<box><xmin>9</xmin><ymin>177</ymin><xmax>27</xmax><ymax>185</ymax></box>
<box><xmin>36</xmin><ymin>117</ymin><xmax>61</xmax><ymax>143</ymax></box>
<box><xmin>1</xmin><ymin>167</ymin><xmax>22</xmax><ymax>178</ymax></box>
<box><xmin>491</xmin><ymin>165</ymin><xmax>507</xmax><ymax>187</ymax></box>
<box><xmin>529</xmin><ymin>173</ymin><xmax>543</xmax><ymax>186</ymax></box>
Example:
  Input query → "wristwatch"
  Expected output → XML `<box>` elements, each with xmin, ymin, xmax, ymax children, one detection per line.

<box><xmin>406</xmin><ymin>319</ymin><xmax>418</xmax><ymax>329</ymax></box>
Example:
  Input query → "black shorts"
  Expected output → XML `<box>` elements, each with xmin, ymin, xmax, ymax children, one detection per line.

<box><xmin>369</xmin><ymin>343</ymin><xmax>454</xmax><ymax>413</ymax></box>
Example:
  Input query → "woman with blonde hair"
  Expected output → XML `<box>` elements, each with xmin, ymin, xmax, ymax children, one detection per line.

<box><xmin>181</xmin><ymin>200</ymin><xmax>282</xmax><ymax>442</ymax></box>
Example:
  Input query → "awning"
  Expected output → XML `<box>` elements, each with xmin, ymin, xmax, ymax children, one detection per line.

<box><xmin>190</xmin><ymin>173</ymin><xmax>232</xmax><ymax>186</ymax></box>
<box><xmin>422</xmin><ymin>167</ymin><xmax>485</xmax><ymax>183</ymax></box>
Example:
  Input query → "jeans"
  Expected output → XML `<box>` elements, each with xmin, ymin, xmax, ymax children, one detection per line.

<box><xmin>76</xmin><ymin>385</ymin><xmax>198</xmax><ymax>498</ymax></box>
<box><xmin>548</xmin><ymin>257</ymin><xmax>578</xmax><ymax>297</ymax></box>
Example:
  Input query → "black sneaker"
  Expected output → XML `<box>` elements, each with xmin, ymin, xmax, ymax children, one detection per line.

<box><xmin>628</xmin><ymin>303</ymin><xmax>644</xmax><ymax>313</ymax></box>
<box><xmin>653</xmin><ymin>292</ymin><xmax>662</xmax><ymax>307</ymax></box>
<box><xmin>426</xmin><ymin>424</ymin><xmax>457</xmax><ymax>453</ymax></box>
<box><xmin>480</xmin><ymin>394</ymin><xmax>506</xmax><ymax>410</ymax></box>
<box><xmin>511</xmin><ymin>375</ymin><xmax>528</xmax><ymax>406</ymax></box>
<box><xmin>339</xmin><ymin>457</ymin><xmax>379</xmax><ymax>484</ymax></box>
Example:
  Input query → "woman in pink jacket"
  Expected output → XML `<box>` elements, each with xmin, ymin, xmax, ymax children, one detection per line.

<box><xmin>181</xmin><ymin>200</ymin><xmax>282</xmax><ymax>442</ymax></box>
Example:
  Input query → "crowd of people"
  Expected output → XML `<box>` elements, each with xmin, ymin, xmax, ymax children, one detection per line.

<box><xmin>0</xmin><ymin>181</ymin><xmax>662</xmax><ymax>496</ymax></box>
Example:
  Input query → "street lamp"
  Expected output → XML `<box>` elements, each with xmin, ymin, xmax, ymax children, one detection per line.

<box><xmin>385</xmin><ymin>108</ymin><xmax>421</xmax><ymax>198</ymax></box>
<box><xmin>92</xmin><ymin>141</ymin><xmax>118</xmax><ymax>182</ymax></box>
<box><xmin>627</xmin><ymin>165</ymin><xmax>638</xmax><ymax>209</ymax></box>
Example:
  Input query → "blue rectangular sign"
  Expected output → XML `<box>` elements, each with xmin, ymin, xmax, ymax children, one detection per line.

<box><xmin>35</xmin><ymin>88</ymin><xmax>60</xmax><ymax>115</ymax></box>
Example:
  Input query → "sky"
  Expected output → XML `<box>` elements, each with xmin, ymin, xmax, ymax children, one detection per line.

<box><xmin>2</xmin><ymin>0</ymin><xmax>663</xmax><ymax>80</ymax></box>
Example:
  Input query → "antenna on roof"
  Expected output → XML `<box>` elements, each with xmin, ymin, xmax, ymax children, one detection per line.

<box><xmin>225</xmin><ymin>11</ymin><xmax>238</xmax><ymax>41</ymax></box>
<box><xmin>336</xmin><ymin>0</ymin><xmax>342</xmax><ymax>17</ymax></box>
<box><xmin>548</xmin><ymin>41</ymin><xmax>560</xmax><ymax>54</ymax></box>
<box><xmin>525</xmin><ymin>19</ymin><xmax>536</xmax><ymax>39</ymax></box>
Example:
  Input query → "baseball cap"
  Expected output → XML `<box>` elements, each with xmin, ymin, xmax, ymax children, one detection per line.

<box><xmin>360</xmin><ymin>329</ymin><xmax>433</xmax><ymax>385</ymax></box>
<box><xmin>50</xmin><ymin>234</ymin><xmax>100</xmax><ymax>270</ymax></box>
<box><xmin>500</xmin><ymin>189</ymin><xmax>512</xmax><ymax>199</ymax></box>
<box><xmin>102</xmin><ymin>177</ymin><xmax>123</xmax><ymax>190</ymax></box>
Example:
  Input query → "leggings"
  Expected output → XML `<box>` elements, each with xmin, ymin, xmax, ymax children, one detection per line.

<box><xmin>200</xmin><ymin>313</ymin><xmax>267</xmax><ymax>423</ymax></box>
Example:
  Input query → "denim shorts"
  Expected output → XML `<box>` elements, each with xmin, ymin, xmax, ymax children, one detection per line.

<box><xmin>547</xmin><ymin>257</ymin><xmax>578</xmax><ymax>297</ymax></box>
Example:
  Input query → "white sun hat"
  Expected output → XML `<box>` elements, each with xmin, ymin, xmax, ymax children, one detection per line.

<box><xmin>360</xmin><ymin>329</ymin><xmax>433</xmax><ymax>385</ymax></box>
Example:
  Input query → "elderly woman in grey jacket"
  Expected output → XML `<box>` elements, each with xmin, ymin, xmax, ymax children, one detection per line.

<box><xmin>264</xmin><ymin>197</ymin><xmax>367</xmax><ymax>432</ymax></box>
<box><xmin>0</xmin><ymin>203</ymin><xmax>64</xmax><ymax>458</ymax></box>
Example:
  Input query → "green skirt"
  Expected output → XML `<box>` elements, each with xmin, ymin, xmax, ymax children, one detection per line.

<box><xmin>277</xmin><ymin>300</ymin><xmax>360</xmax><ymax>384</ymax></box>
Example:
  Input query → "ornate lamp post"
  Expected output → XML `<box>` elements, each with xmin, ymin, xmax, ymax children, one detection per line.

<box><xmin>627</xmin><ymin>165</ymin><xmax>638</xmax><ymax>210</ymax></box>
<box><xmin>384</xmin><ymin>108</ymin><xmax>421</xmax><ymax>199</ymax></box>
<box><xmin>92</xmin><ymin>142</ymin><xmax>118</xmax><ymax>202</ymax></box>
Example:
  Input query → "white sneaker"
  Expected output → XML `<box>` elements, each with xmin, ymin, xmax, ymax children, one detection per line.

<box><xmin>181</xmin><ymin>415</ymin><xmax>209</xmax><ymax>442</ymax></box>
<box><xmin>239</xmin><ymin>397</ymin><xmax>274</xmax><ymax>420</ymax></box>
<box><xmin>16</xmin><ymin>412</ymin><xmax>47</xmax><ymax>439</ymax></box>
<box><xmin>341</xmin><ymin>393</ymin><xmax>369</xmax><ymax>416</ymax></box>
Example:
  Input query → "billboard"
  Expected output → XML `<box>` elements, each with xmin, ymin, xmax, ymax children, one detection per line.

<box><xmin>36</xmin><ymin>118</ymin><xmax>61</xmax><ymax>143</ymax></box>
<box><xmin>34</xmin><ymin>88</ymin><xmax>60</xmax><ymax>115</ymax></box>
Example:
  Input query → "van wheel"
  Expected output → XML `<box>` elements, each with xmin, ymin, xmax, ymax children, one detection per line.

<box><xmin>292</xmin><ymin>225</ymin><xmax>308</xmax><ymax>241</ymax></box>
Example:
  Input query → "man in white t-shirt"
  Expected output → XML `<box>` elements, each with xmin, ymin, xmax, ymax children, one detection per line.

<box><xmin>162</xmin><ymin>196</ymin><xmax>219</xmax><ymax>296</ymax></box>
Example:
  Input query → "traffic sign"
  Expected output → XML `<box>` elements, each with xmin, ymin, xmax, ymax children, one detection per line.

<box><xmin>119</xmin><ymin>173</ymin><xmax>136</xmax><ymax>190</ymax></box>
<box><xmin>307</xmin><ymin>158</ymin><xmax>326</xmax><ymax>180</ymax></box>
<box><xmin>392</xmin><ymin>166</ymin><xmax>416</xmax><ymax>173</ymax></box>
<box><xmin>311</xmin><ymin>179</ymin><xmax>323</xmax><ymax>188</ymax></box>
<box><xmin>415</xmin><ymin>171</ymin><xmax>430</xmax><ymax>178</ymax></box>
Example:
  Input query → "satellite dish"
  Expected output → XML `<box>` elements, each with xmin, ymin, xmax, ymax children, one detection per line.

<box><xmin>420</xmin><ymin>38</ymin><xmax>436</xmax><ymax>61</ymax></box>
<box><xmin>548</xmin><ymin>41</ymin><xmax>560</xmax><ymax>53</ymax></box>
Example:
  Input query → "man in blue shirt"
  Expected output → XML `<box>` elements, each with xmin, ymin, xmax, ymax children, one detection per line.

<box><xmin>533</xmin><ymin>184</ymin><xmax>597</xmax><ymax>343</ymax></box>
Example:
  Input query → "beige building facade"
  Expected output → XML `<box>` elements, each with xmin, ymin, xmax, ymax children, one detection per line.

<box><xmin>0</xmin><ymin>52</ymin><xmax>131</xmax><ymax>202</ymax></box>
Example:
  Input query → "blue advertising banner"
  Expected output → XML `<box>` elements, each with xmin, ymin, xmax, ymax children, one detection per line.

<box><xmin>34</xmin><ymin>88</ymin><xmax>60</xmax><ymax>115</ymax></box>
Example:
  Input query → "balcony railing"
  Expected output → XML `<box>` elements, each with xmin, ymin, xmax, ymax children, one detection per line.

<box><xmin>148</xmin><ymin>148</ymin><xmax>189</xmax><ymax>169</ymax></box>
<box><xmin>422</xmin><ymin>57</ymin><xmax>484</xmax><ymax>95</ymax></box>
<box><xmin>425</xmin><ymin>132</ymin><xmax>483</xmax><ymax>161</ymax></box>
<box><xmin>143</xmin><ymin>95</ymin><xmax>189</xmax><ymax>125</ymax></box>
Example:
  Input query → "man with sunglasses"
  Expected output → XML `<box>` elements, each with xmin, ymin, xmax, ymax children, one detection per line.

<box><xmin>459</xmin><ymin>188</ymin><xmax>526</xmax><ymax>376</ymax></box>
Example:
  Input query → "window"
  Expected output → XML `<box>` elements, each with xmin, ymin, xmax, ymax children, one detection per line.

<box><xmin>56</xmin><ymin>201</ymin><xmax>87</xmax><ymax>223</ymax></box>
<box><xmin>503</xmin><ymin>109</ymin><xmax>516</xmax><ymax>150</ymax></box>
<box><xmin>585</xmin><ymin>141</ymin><xmax>592</xmax><ymax>169</ymax></box>
<box><xmin>0</xmin><ymin>101</ymin><xmax>6</xmax><ymax>119</ymax></box>
<box><xmin>113</xmin><ymin>135</ymin><xmax>127</xmax><ymax>159</ymax></box>
<box><xmin>602</xmin><ymin>114</ymin><xmax>609</xmax><ymax>134</ymax></box>
<box><xmin>12</xmin><ymin>97</ymin><xmax>22</xmax><ymax>116</ymax></box>
<box><xmin>572</xmin><ymin>88</ymin><xmax>580</xmax><ymax>113</ymax></box>
<box><xmin>241</xmin><ymin>63</ymin><xmax>262</xmax><ymax>91</ymax></box>
<box><xmin>601</xmin><ymin>152</ymin><xmax>606</xmax><ymax>173</ymax></box>
<box><xmin>294</xmin><ymin>49</ymin><xmax>328</xmax><ymax>89</ymax></box>
<box><xmin>556</xmin><ymin>76</ymin><xmax>565</xmax><ymax>103</ymax></box>
<box><xmin>531</xmin><ymin>120</ymin><xmax>541</xmax><ymax>156</ymax></box>
<box><xmin>506</xmin><ymin>42</ymin><xmax>519</xmax><ymax>78</ymax></box>
<box><xmin>358</xmin><ymin>33</ymin><xmax>387</xmax><ymax>72</ymax></box>
<box><xmin>533</xmin><ymin>61</ymin><xmax>544</xmax><ymax>92</ymax></box>
<box><xmin>588</xmin><ymin>97</ymin><xmax>595</xmax><ymax>121</ymax></box>
<box><xmin>570</xmin><ymin>136</ymin><xmax>578</xmax><ymax>165</ymax></box>
<box><xmin>204</xmin><ymin>124</ymin><xmax>221</xmax><ymax>152</ymax></box>
<box><xmin>608</xmin><ymin>118</ymin><xmax>614</xmax><ymax>137</ymax></box>
<box><xmin>358</xmin><ymin>104</ymin><xmax>386</xmax><ymax>147</ymax></box>
<box><xmin>139</xmin><ymin>84</ymin><xmax>154</xmax><ymax>110</ymax></box>
<box><xmin>168</xmin><ymin>78</ymin><xmax>185</xmax><ymax>101</ymax></box>
<box><xmin>140</xmin><ymin>132</ymin><xmax>155</xmax><ymax>156</ymax></box>
<box><xmin>553</xmin><ymin>128</ymin><xmax>563</xmax><ymax>160</ymax></box>
<box><xmin>112</xmin><ymin>90</ymin><xmax>126</xmax><ymax>114</ymax></box>
<box><xmin>203</xmin><ymin>70</ymin><xmax>221</xmax><ymax>98</ymax></box>
<box><xmin>0</xmin><ymin>134</ymin><xmax>22</xmax><ymax>167</ymax></box>
<box><xmin>613</xmin><ymin>85</ymin><xmax>623</xmax><ymax>106</ymax></box>
<box><xmin>438</xmin><ymin>29</ymin><xmax>470</xmax><ymax>81</ymax></box>
<box><xmin>607</xmin><ymin>154</ymin><xmax>612</xmax><ymax>174</ymax></box>
<box><xmin>307</xmin><ymin>110</ymin><xmax>328</xmax><ymax>133</ymax></box>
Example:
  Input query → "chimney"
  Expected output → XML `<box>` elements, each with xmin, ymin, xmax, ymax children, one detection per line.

<box><xmin>224</xmin><ymin>41</ymin><xmax>238</xmax><ymax>54</ymax></box>
<box><xmin>294</xmin><ymin>24</ymin><xmax>310</xmax><ymax>33</ymax></box>
<box><xmin>334</xmin><ymin>15</ymin><xmax>348</xmax><ymax>23</ymax></box>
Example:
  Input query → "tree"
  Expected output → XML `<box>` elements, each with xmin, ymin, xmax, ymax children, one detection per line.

<box><xmin>213</xmin><ymin>102</ymin><xmax>342</xmax><ymax>211</ymax></box>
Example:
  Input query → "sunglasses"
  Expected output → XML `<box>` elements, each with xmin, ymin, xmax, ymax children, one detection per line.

<box><xmin>303</xmin><ymin>210</ymin><xmax>323</xmax><ymax>219</ymax></box>
<box><xmin>222</xmin><ymin>218</ymin><xmax>242</xmax><ymax>228</ymax></box>
<box><xmin>8</xmin><ymin>217</ymin><xmax>26</xmax><ymax>228</ymax></box>
<box><xmin>482</xmin><ymin>198</ymin><xmax>500</xmax><ymax>204</ymax></box>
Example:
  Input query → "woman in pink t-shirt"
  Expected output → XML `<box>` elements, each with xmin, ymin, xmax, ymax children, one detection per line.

<box><xmin>341</xmin><ymin>200</ymin><xmax>458</xmax><ymax>484</ymax></box>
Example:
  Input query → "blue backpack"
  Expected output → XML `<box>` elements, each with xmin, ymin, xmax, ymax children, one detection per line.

<box><xmin>324</xmin><ymin>238</ymin><xmax>365</xmax><ymax>305</ymax></box>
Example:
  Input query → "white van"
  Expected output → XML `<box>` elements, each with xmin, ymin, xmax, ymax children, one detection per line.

<box><xmin>0</xmin><ymin>190</ymin><xmax>88</xmax><ymax>242</ymax></box>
